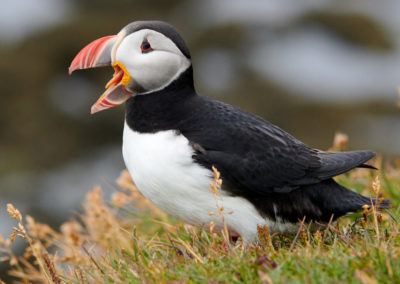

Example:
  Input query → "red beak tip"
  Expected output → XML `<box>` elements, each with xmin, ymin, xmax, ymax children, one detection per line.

<box><xmin>68</xmin><ymin>65</ymin><xmax>77</xmax><ymax>75</ymax></box>
<box><xmin>91</xmin><ymin>105</ymin><xmax>101</xmax><ymax>114</ymax></box>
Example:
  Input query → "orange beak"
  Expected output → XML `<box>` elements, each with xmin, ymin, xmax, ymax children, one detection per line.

<box><xmin>69</xmin><ymin>31</ymin><xmax>133</xmax><ymax>114</ymax></box>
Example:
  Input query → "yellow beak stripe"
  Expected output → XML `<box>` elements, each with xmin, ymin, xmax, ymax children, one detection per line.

<box><xmin>113</xmin><ymin>61</ymin><xmax>131</xmax><ymax>86</ymax></box>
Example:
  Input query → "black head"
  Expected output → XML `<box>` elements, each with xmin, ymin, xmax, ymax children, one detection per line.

<box><xmin>122</xmin><ymin>21</ymin><xmax>191</xmax><ymax>59</ymax></box>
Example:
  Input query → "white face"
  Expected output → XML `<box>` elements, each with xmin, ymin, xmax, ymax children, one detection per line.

<box><xmin>115</xmin><ymin>29</ymin><xmax>191</xmax><ymax>94</ymax></box>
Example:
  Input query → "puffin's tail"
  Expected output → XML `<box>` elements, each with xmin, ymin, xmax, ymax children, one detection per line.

<box><xmin>306</xmin><ymin>179</ymin><xmax>391</xmax><ymax>222</ymax></box>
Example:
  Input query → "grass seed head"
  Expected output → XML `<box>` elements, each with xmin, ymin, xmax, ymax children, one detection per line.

<box><xmin>7</xmin><ymin>204</ymin><xmax>22</xmax><ymax>222</ymax></box>
<box><xmin>332</xmin><ymin>132</ymin><xmax>348</xmax><ymax>151</ymax></box>
<box><xmin>209</xmin><ymin>221</ymin><xmax>215</xmax><ymax>234</ymax></box>
<box><xmin>257</xmin><ymin>225</ymin><xmax>273</xmax><ymax>249</ymax></box>
<box><xmin>212</xmin><ymin>166</ymin><xmax>222</xmax><ymax>188</ymax></box>
<box><xmin>111</xmin><ymin>191</ymin><xmax>131</xmax><ymax>208</ymax></box>
<box><xmin>0</xmin><ymin>234</ymin><xmax>5</xmax><ymax>247</ymax></box>
<box><xmin>314</xmin><ymin>230</ymin><xmax>322</xmax><ymax>246</ymax></box>
<box><xmin>372</xmin><ymin>176</ymin><xmax>381</xmax><ymax>196</ymax></box>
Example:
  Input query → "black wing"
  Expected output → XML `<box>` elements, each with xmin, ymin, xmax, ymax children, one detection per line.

<box><xmin>179</xmin><ymin>96</ymin><xmax>375</xmax><ymax>194</ymax></box>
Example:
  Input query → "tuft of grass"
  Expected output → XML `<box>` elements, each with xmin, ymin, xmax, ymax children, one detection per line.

<box><xmin>1</xmin><ymin>159</ymin><xmax>400</xmax><ymax>283</ymax></box>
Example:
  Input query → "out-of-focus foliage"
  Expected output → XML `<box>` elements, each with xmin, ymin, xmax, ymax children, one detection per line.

<box><xmin>302</xmin><ymin>11</ymin><xmax>394</xmax><ymax>50</ymax></box>
<box><xmin>1</xmin><ymin>1</ymin><xmax>398</xmax><ymax>176</ymax></box>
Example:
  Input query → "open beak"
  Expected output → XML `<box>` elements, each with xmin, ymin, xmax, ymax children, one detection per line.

<box><xmin>69</xmin><ymin>31</ymin><xmax>133</xmax><ymax>114</ymax></box>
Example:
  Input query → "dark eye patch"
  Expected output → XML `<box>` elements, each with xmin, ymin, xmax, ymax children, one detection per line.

<box><xmin>141</xmin><ymin>39</ymin><xmax>153</xmax><ymax>53</ymax></box>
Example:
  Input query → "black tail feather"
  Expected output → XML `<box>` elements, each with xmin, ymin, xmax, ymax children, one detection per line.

<box><xmin>368</xmin><ymin>197</ymin><xmax>391</xmax><ymax>210</ymax></box>
<box><xmin>249</xmin><ymin>178</ymin><xmax>392</xmax><ymax>224</ymax></box>
<box><xmin>304</xmin><ymin>179</ymin><xmax>391</xmax><ymax>222</ymax></box>
<box><xmin>357</xmin><ymin>163</ymin><xmax>378</xmax><ymax>170</ymax></box>
<box><xmin>343</xmin><ymin>189</ymin><xmax>391</xmax><ymax>211</ymax></box>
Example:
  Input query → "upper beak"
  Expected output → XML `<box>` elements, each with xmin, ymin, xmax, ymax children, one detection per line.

<box><xmin>69</xmin><ymin>31</ymin><xmax>133</xmax><ymax>114</ymax></box>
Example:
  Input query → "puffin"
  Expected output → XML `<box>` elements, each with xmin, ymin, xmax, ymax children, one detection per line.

<box><xmin>69</xmin><ymin>20</ymin><xmax>390</xmax><ymax>242</ymax></box>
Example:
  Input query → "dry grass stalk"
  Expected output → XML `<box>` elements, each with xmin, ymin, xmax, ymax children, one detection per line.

<box><xmin>257</xmin><ymin>225</ymin><xmax>274</xmax><ymax>251</ymax></box>
<box><xmin>42</xmin><ymin>252</ymin><xmax>63</xmax><ymax>284</ymax></box>
<box><xmin>289</xmin><ymin>216</ymin><xmax>306</xmax><ymax>251</ymax></box>
<box><xmin>210</xmin><ymin>166</ymin><xmax>230</xmax><ymax>245</ymax></box>
<box><xmin>355</xmin><ymin>269</ymin><xmax>378</xmax><ymax>284</ymax></box>
<box><xmin>7</xmin><ymin>204</ymin><xmax>22</xmax><ymax>222</ymax></box>
<box><xmin>371</xmin><ymin>176</ymin><xmax>383</xmax><ymax>243</ymax></box>
<box><xmin>5</xmin><ymin>204</ymin><xmax>54</xmax><ymax>283</ymax></box>
<box><xmin>331</xmin><ymin>132</ymin><xmax>349</xmax><ymax>151</ymax></box>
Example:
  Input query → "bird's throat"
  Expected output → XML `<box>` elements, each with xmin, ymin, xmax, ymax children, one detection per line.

<box><xmin>125</xmin><ymin>67</ymin><xmax>196</xmax><ymax>133</ymax></box>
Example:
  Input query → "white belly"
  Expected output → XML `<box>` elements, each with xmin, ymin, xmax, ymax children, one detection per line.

<box><xmin>122</xmin><ymin>122</ymin><xmax>298</xmax><ymax>242</ymax></box>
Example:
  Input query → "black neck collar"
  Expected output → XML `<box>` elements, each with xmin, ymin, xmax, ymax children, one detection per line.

<box><xmin>125</xmin><ymin>66</ymin><xmax>197</xmax><ymax>133</ymax></box>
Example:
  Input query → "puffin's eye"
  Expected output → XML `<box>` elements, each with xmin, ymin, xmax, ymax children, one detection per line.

<box><xmin>141</xmin><ymin>40</ymin><xmax>153</xmax><ymax>53</ymax></box>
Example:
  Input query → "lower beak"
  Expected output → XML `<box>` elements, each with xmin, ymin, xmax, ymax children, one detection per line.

<box><xmin>90</xmin><ymin>62</ymin><xmax>133</xmax><ymax>114</ymax></box>
<box><xmin>69</xmin><ymin>31</ymin><xmax>133</xmax><ymax>114</ymax></box>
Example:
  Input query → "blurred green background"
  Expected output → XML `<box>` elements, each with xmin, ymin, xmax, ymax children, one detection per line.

<box><xmin>1</xmin><ymin>0</ymin><xmax>399</xmax><ymax>265</ymax></box>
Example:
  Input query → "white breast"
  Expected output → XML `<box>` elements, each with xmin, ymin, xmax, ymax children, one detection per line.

<box><xmin>122</xmin><ymin>122</ymin><xmax>298</xmax><ymax>242</ymax></box>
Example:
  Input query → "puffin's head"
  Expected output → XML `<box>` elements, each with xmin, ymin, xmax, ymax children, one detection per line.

<box><xmin>69</xmin><ymin>21</ymin><xmax>191</xmax><ymax>114</ymax></box>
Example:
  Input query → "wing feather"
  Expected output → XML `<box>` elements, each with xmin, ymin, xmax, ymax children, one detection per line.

<box><xmin>180</xmin><ymin>96</ymin><xmax>375</xmax><ymax>194</ymax></box>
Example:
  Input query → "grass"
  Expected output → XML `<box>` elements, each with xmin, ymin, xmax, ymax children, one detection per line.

<box><xmin>1</xmin><ymin>142</ymin><xmax>400</xmax><ymax>283</ymax></box>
